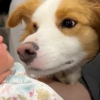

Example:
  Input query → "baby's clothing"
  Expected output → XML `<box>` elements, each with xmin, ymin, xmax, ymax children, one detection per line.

<box><xmin>0</xmin><ymin>62</ymin><xmax>63</xmax><ymax>100</ymax></box>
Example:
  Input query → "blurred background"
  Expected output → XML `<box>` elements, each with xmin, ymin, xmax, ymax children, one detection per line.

<box><xmin>0</xmin><ymin>0</ymin><xmax>25</xmax><ymax>63</ymax></box>
<box><xmin>0</xmin><ymin>0</ymin><xmax>11</xmax><ymax>14</ymax></box>
<box><xmin>0</xmin><ymin>0</ymin><xmax>12</xmax><ymax>49</ymax></box>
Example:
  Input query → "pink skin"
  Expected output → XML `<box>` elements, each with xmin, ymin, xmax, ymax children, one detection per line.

<box><xmin>0</xmin><ymin>36</ymin><xmax>14</xmax><ymax>83</ymax></box>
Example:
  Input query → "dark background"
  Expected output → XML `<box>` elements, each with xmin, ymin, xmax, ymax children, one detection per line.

<box><xmin>0</xmin><ymin>0</ymin><xmax>11</xmax><ymax>48</ymax></box>
<box><xmin>0</xmin><ymin>0</ymin><xmax>12</xmax><ymax>14</ymax></box>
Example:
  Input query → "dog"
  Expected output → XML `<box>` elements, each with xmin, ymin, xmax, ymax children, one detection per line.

<box><xmin>6</xmin><ymin>0</ymin><xmax>100</xmax><ymax>84</ymax></box>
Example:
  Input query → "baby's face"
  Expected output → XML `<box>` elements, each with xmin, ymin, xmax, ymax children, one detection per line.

<box><xmin>0</xmin><ymin>36</ymin><xmax>14</xmax><ymax>75</ymax></box>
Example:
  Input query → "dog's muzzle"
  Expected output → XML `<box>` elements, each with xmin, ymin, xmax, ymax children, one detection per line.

<box><xmin>17</xmin><ymin>42</ymin><xmax>39</xmax><ymax>64</ymax></box>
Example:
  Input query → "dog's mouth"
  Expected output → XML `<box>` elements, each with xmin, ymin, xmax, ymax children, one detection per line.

<box><xmin>30</xmin><ymin>60</ymin><xmax>74</xmax><ymax>72</ymax></box>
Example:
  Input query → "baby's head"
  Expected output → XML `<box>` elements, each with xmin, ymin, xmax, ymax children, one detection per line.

<box><xmin>0</xmin><ymin>36</ymin><xmax>14</xmax><ymax>75</ymax></box>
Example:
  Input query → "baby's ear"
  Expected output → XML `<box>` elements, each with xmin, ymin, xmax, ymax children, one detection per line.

<box><xmin>6</xmin><ymin>0</ymin><xmax>41</xmax><ymax>28</ymax></box>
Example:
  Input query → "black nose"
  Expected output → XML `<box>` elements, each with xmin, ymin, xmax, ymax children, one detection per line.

<box><xmin>17</xmin><ymin>42</ymin><xmax>39</xmax><ymax>64</ymax></box>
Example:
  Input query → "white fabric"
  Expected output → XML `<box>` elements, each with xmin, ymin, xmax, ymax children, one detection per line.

<box><xmin>0</xmin><ymin>62</ymin><xmax>63</xmax><ymax>100</ymax></box>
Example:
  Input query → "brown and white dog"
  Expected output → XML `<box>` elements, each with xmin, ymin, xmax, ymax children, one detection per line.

<box><xmin>6</xmin><ymin>0</ymin><xmax>100</xmax><ymax>84</ymax></box>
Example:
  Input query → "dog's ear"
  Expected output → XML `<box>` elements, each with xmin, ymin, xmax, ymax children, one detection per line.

<box><xmin>6</xmin><ymin>0</ymin><xmax>41</xmax><ymax>28</ymax></box>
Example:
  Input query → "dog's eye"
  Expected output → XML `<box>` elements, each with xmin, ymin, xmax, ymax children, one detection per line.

<box><xmin>33</xmin><ymin>24</ymin><xmax>38</xmax><ymax>32</ymax></box>
<box><xmin>61</xmin><ymin>19</ymin><xmax>77</xmax><ymax>28</ymax></box>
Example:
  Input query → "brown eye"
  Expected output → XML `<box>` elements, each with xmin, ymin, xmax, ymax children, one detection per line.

<box><xmin>61</xmin><ymin>19</ymin><xmax>77</xmax><ymax>28</ymax></box>
<box><xmin>33</xmin><ymin>24</ymin><xmax>38</xmax><ymax>32</ymax></box>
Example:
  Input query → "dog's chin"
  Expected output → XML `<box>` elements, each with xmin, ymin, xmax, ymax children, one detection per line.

<box><xmin>24</xmin><ymin>60</ymin><xmax>77</xmax><ymax>78</ymax></box>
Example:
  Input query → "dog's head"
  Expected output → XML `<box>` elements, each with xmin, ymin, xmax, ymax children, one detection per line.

<box><xmin>7</xmin><ymin>0</ymin><xmax>100</xmax><ymax>76</ymax></box>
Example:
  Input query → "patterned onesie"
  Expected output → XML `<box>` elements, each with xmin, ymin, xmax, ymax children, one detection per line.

<box><xmin>0</xmin><ymin>62</ymin><xmax>63</xmax><ymax>100</ymax></box>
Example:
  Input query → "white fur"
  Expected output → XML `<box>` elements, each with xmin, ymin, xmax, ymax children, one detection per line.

<box><xmin>23</xmin><ymin>0</ymin><xmax>86</xmax><ymax>77</ymax></box>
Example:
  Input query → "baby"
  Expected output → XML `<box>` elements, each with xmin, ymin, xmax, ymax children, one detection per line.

<box><xmin>0</xmin><ymin>36</ymin><xmax>63</xmax><ymax>100</ymax></box>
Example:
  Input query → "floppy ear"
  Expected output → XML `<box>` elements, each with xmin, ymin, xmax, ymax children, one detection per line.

<box><xmin>6</xmin><ymin>0</ymin><xmax>41</xmax><ymax>28</ymax></box>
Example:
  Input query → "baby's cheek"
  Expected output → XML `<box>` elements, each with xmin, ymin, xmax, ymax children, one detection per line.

<box><xmin>0</xmin><ymin>52</ymin><xmax>10</xmax><ymax>71</ymax></box>
<box><xmin>7</xmin><ymin>52</ymin><xmax>14</xmax><ymax>67</ymax></box>
<box><xmin>0</xmin><ymin>56</ymin><xmax>7</xmax><ymax>64</ymax></box>
<box><xmin>0</xmin><ymin>60</ymin><xmax>8</xmax><ymax>75</ymax></box>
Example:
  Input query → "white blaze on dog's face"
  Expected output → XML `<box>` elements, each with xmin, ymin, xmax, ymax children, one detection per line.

<box><xmin>7</xmin><ymin>0</ymin><xmax>100</xmax><ymax>76</ymax></box>
<box><xmin>22</xmin><ymin>0</ymin><xmax>87</xmax><ymax>75</ymax></box>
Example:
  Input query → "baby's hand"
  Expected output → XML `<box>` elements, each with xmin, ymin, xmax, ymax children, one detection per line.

<box><xmin>0</xmin><ymin>70</ymin><xmax>10</xmax><ymax>83</ymax></box>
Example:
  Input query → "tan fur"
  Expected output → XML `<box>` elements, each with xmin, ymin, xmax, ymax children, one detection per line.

<box><xmin>56</xmin><ymin>0</ymin><xmax>100</xmax><ymax>61</ymax></box>
<box><xmin>19</xmin><ymin>22</ymin><xmax>38</xmax><ymax>41</ymax></box>
<box><xmin>6</xmin><ymin>0</ymin><xmax>41</xmax><ymax>28</ymax></box>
